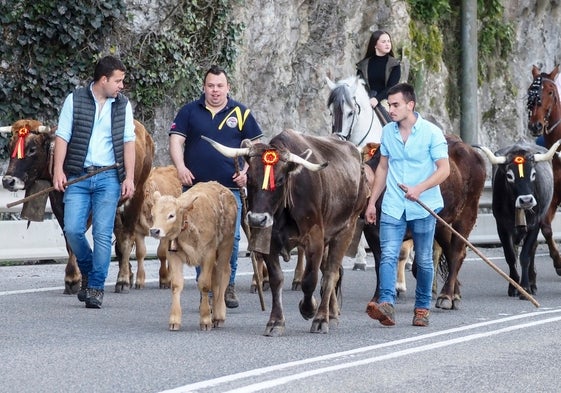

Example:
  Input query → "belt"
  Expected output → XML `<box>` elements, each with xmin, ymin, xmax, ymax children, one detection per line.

<box><xmin>84</xmin><ymin>165</ymin><xmax>111</xmax><ymax>174</ymax></box>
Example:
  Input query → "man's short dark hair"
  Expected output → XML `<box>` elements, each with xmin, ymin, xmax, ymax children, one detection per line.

<box><xmin>204</xmin><ymin>65</ymin><xmax>229</xmax><ymax>84</ymax></box>
<box><xmin>387</xmin><ymin>83</ymin><xmax>416</xmax><ymax>104</ymax></box>
<box><xmin>93</xmin><ymin>56</ymin><xmax>126</xmax><ymax>82</ymax></box>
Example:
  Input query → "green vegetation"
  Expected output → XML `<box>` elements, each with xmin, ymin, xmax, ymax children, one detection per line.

<box><xmin>405</xmin><ymin>0</ymin><xmax>514</xmax><ymax>118</ymax></box>
<box><xmin>0</xmin><ymin>0</ymin><xmax>243</xmax><ymax>159</ymax></box>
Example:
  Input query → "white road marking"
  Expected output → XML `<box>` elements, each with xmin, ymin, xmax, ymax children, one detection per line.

<box><xmin>159</xmin><ymin>309</ymin><xmax>561</xmax><ymax>393</ymax></box>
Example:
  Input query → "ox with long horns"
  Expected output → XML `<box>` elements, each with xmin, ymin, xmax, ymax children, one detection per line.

<box><xmin>202</xmin><ymin>129</ymin><xmax>369</xmax><ymax>336</ymax></box>
<box><xmin>477</xmin><ymin>139</ymin><xmax>560</xmax><ymax>297</ymax></box>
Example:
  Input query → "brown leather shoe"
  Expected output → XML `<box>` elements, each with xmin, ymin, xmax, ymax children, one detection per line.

<box><xmin>366</xmin><ymin>301</ymin><xmax>395</xmax><ymax>326</ymax></box>
<box><xmin>412</xmin><ymin>308</ymin><xmax>430</xmax><ymax>326</ymax></box>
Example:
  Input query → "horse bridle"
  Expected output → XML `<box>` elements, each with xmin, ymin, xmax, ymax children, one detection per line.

<box><xmin>333</xmin><ymin>95</ymin><xmax>376</xmax><ymax>146</ymax></box>
<box><xmin>528</xmin><ymin>75</ymin><xmax>561</xmax><ymax>134</ymax></box>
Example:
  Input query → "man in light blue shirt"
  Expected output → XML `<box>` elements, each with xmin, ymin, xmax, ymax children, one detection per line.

<box><xmin>53</xmin><ymin>56</ymin><xmax>136</xmax><ymax>309</ymax></box>
<box><xmin>364</xmin><ymin>83</ymin><xmax>450</xmax><ymax>327</ymax></box>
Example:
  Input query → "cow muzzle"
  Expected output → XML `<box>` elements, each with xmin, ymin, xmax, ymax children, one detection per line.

<box><xmin>149</xmin><ymin>228</ymin><xmax>163</xmax><ymax>239</ymax></box>
<box><xmin>2</xmin><ymin>175</ymin><xmax>25</xmax><ymax>191</ymax></box>
<box><xmin>515</xmin><ymin>195</ymin><xmax>537</xmax><ymax>210</ymax></box>
<box><xmin>247</xmin><ymin>211</ymin><xmax>273</xmax><ymax>228</ymax></box>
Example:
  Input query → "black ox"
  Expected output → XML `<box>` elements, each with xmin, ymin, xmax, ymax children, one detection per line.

<box><xmin>203</xmin><ymin>129</ymin><xmax>369</xmax><ymax>336</ymax></box>
<box><xmin>477</xmin><ymin>139</ymin><xmax>559</xmax><ymax>297</ymax></box>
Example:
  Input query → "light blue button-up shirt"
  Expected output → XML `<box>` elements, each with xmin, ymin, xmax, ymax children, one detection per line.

<box><xmin>380</xmin><ymin>112</ymin><xmax>448</xmax><ymax>220</ymax></box>
<box><xmin>56</xmin><ymin>83</ymin><xmax>135</xmax><ymax>167</ymax></box>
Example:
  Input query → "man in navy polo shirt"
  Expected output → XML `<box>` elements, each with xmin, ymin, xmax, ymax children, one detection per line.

<box><xmin>169</xmin><ymin>65</ymin><xmax>263</xmax><ymax>308</ymax></box>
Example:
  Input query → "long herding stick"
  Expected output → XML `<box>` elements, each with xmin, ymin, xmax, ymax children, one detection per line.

<box><xmin>6</xmin><ymin>164</ymin><xmax>119</xmax><ymax>209</ymax></box>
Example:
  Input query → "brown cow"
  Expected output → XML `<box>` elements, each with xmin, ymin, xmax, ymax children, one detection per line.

<box><xmin>133</xmin><ymin>165</ymin><xmax>182</xmax><ymax>289</ymax></box>
<box><xmin>204</xmin><ymin>129</ymin><xmax>369</xmax><ymax>336</ymax></box>
<box><xmin>1</xmin><ymin>119</ymin><xmax>154</xmax><ymax>294</ymax></box>
<box><xmin>149</xmin><ymin>181</ymin><xmax>237</xmax><ymax>331</ymax></box>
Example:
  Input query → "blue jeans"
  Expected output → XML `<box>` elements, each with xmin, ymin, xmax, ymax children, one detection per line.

<box><xmin>378</xmin><ymin>211</ymin><xmax>436</xmax><ymax>309</ymax></box>
<box><xmin>195</xmin><ymin>189</ymin><xmax>242</xmax><ymax>285</ymax></box>
<box><xmin>63</xmin><ymin>169</ymin><xmax>121</xmax><ymax>290</ymax></box>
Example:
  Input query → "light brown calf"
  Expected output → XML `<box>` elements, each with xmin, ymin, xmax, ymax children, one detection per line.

<box><xmin>149</xmin><ymin>181</ymin><xmax>237</xmax><ymax>331</ymax></box>
<box><xmin>134</xmin><ymin>166</ymin><xmax>182</xmax><ymax>289</ymax></box>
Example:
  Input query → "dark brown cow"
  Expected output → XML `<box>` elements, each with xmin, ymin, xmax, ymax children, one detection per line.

<box><xmin>204</xmin><ymin>128</ymin><xmax>369</xmax><ymax>336</ymax></box>
<box><xmin>1</xmin><ymin>119</ymin><xmax>154</xmax><ymax>293</ymax></box>
<box><xmin>149</xmin><ymin>181</ymin><xmax>237</xmax><ymax>331</ymax></box>
<box><xmin>133</xmin><ymin>165</ymin><xmax>182</xmax><ymax>289</ymax></box>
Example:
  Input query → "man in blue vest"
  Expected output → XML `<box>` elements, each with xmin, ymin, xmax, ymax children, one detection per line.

<box><xmin>169</xmin><ymin>65</ymin><xmax>263</xmax><ymax>308</ymax></box>
<box><xmin>53</xmin><ymin>55</ymin><xmax>136</xmax><ymax>309</ymax></box>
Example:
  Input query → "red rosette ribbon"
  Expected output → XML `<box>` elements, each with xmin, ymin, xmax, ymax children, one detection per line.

<box><xmin>513</xmin><ymin>156</ymin><xmax>525</xmax><ymax>178</ymax></box>
<box><xmin>11</xmin><ymin>127</ymin><xmax>29</xmax><ymax>159</ymax></box>
<box><xmin>261</xmin><ymin>149</ymin><xmax>279</xmax><ymax>190</ymax></box>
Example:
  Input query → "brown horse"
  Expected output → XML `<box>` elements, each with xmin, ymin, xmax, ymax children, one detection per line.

<box><xmin>527</xmin><ymin>64</ymin><xmax>561</xmax><ymax>274</ymax></box>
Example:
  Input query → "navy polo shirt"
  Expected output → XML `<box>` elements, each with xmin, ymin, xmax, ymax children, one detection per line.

<box><xmin>170</xmin><ymin>94</ymin><xmax>263</xmax><ymax>189</ymax></box>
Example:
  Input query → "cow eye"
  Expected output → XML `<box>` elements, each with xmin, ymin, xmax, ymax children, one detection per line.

<box><xmin>530</xmin><ymin>168</ymin><xmax>536</xmax><ymax>181</ymax></box>
<box><xmin>505</xmin><ymin>169</ymin><xmax>515</xmax><ymax>183</ymax></box>
<box><xmin>168</xmin><ymin>213</ymin><xmax>175</xmax><ymax>220</ymax></box>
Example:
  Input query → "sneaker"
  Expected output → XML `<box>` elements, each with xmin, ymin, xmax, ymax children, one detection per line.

<box><xmin>77</xmin><ymin>275</ymin><xmax>88</xmax><ymax>302</ymax></box>
<box><xmin>85</xmin><ymin>288</ymin><xmax>104</xmax><ymax>309</ymax></box>
<box><xmin>225</xmin><ymin>284</ymin><xmax>239</xmax><ymax>308</ymax></box>
<box><xmin>366</xmin><ymin>301</ymin><xmax>395</xmax><ymax>326</ymax></box>
<box><xmin>412</xmin><ymin>308</ymin><xmax>430</xmax><ymax>326</ymax></box>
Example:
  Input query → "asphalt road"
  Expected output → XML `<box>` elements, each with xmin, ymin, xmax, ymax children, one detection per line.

<box><xmin>2</xmin><ymin>244</ymin><xmax>561</xmax><ymax>393</ymax></box>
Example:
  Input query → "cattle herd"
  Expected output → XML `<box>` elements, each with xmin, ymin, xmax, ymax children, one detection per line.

<box><xmin>3</xmin><ymin>66</ymin><xmax>561</xmax><ymax>336</ymax></box>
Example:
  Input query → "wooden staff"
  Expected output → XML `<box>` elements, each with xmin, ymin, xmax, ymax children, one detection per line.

<box><xmin>398</xmin><ymin>184</ymin><xmax>540</xmax><ymax>308</ymax></box>
<box><xmin>234</xmin><ymin>158</ymin><xmax>266</xmax><ymax>311</ymax></box>
<box><xmin>6</xmin><ymin>164</ymin><xmax>119</xmax><ymax>209</ymax></box>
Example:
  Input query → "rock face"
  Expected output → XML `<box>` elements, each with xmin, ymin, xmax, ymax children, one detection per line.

<box><xmin>119</xmin><ymin>0</ymin><xmax>561</xmax><ymax>165</ymax></box>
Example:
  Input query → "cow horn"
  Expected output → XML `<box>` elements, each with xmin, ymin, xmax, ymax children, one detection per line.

<box><xmin>535</xmin><ymin>139</ymin><xmax>561</xmax><ymax>162</ymax></box>
<box><xmin>37</xmin><ymin>125</ymin><xmax>50</xmax><ymax>133</ymax></box>
<box><xmin>474</xmin><ymin>145</ymin><xmax>507</xmax><ymax>165</ymax></box>
<box><xmin>201</xmin><ymin>135</ymin><xmax>250</xmax><ymax>157</ymax></box>
<box><xmin>287</xmin><ymin>152</ymin><xmax>328</xmax><ymax>171</ymax></box>
<box><xmin>0</xmin><ymin>126</ymin><xmax>13</xmax><ymax>133</ymax></box>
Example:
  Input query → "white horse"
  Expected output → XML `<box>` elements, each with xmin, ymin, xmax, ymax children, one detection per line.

<box><xmin>326</xmin><ymin>75</ymin><xmax>383</xmax><ymax>148</ymax></box>
<box><xmin>327</xmin><ymin>75</ymin><xmax>413</xmax><ymax>297</ymax></box>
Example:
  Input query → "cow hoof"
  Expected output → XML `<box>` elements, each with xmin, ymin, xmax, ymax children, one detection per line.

<box><xmin>352</xmin><ymin>263</ymin><xmax>366</xmax><ymax>271</ymax></box>
<box><xmin>134</xmin><ymin>282</ymin><xmax>145</xmax><ymax>289</ymax></box>
<box><xmin>169</xmin><ymin>323</ymin><xmax>181</xmax><ymax>331</ymax></box>
<box><xmin>310</xmin><ymin>319</ymin><xmax>329</xmax><ymax>334</ymax></box>
<box><xmin>435</xmin><ymin>296</ymin><xmax>453</xmax><ymax>310</ymax></box>
<box><xmin>291</xmin><ymin>281</ymin><xmax>301</xmax><ymax>291</ymax></box>
<box><xmin>250</xmin><ymin>284</ymin><xmax>257</xmax><ymax>293</ymax></box>
<box><xmin>159</xmin><ymin>280</ymin><xmax>171</xmax><ymax>289</ymax></box>
<box><xmin>396</xmin><ymin>289</ymin><xmax>406</xmax><ymax>300</ymax></box>
<box><xmin>556</xmin><ymin>267</ymin><xmax>561</xmax><ymax>276</ymax></box>
<box><xmin>264</xmin><ymin>321</ymin><xmax>285</xmax><ymax>337</ymax></box>
<box><xmin>200</xmin><ymin>323</ymin><xmax>212</xmax><ymax>331</ymax></box>
<box><xmin>299</xmin><ymin>298</ymin><xmax>317</xmax><ymax>320</ymax></box>
<box><xmin>64</xmin><ymin>280</ymin><xmax>80</xmax><ymax>295</ymax></box>
<box><xmin>213</xmin><ymin>319</ymin><xmax>225</xmax><ymax>328</ymax></box>
<box><xmin>114</xmin><ymin>282</ymin><xmax>130</xmax><ymax>293</ymax></box>
<box><xmin>262</xmin><ymin>281</ymin><xmax>270</xmax><ymax>291</ymax></box>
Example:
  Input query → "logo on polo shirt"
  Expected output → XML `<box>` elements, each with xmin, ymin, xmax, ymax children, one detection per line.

<box><xmin>225</xmin><ymin>116</ymin><xmax>238</xmax><ymax>129</ymax></box>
